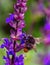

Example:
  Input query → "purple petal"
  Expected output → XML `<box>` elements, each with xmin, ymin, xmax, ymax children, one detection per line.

<box><xmin>6</xmin><ymin>14</ymin><xmax>14</xmax><ymax>23</ymax></box>
<box><xmin>44</xmin><ymin>23</ymin><xmax>50</xmax><ymax>31</ymax></box>
<box><xmin>6</xmin><ymin>17</ymin><xmax>10</xmax><ymax>23</ymax></box>
<box><xmin>1</xmin><ymin>44</ymin><xmax>5</xmax><ymax>48</ymax></box>
<box><xmin>3</xmin><ymin>56</ymin><xmax>7</xmax><ymax>60</ymax></box>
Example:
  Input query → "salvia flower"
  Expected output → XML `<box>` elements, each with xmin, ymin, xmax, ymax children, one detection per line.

<box><xmin>3</xmin><ymin>53</ymin><xmax>24</xmax><ymax>65</ymax></box>
<box><xmin>1</xmin><ymin>38</ymin><xmax>12</xmax><ymax>49</ymax></box>
<box><xmin>6</xmin><ymin>14</ymin><xmax>14</xmax><ymax>23</ymax></box>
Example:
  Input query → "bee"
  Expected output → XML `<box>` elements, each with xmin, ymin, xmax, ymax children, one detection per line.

<box><xmin>23</xmin><ymin>35</ymin><xmax>37</xmax><ymax>52</ymax></box>
<box><xmin>20</xmin><ymin>33</ymin><xmax>41</xmax><ymax>53</ymax></box>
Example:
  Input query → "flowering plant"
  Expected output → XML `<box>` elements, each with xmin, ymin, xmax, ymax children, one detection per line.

<box><xmin>0</xmin><ymin>0</ymin><xmax>28</xmax><ymax>65</ymax></box>
<box><xmin>0</xmin><ymin>0</ymin><xmax>50</xmax><ymax>65</ymax></box>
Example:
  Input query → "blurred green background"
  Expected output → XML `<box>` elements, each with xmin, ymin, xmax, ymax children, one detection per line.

<box><xmin>0</xmin><ymin>0</ymin><xmax>48</xmax><ymax>65</ymax></box>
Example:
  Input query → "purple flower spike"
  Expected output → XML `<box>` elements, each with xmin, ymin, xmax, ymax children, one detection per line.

<box><xmin>1</xmin><ymin>0</ymin><xmax>28</xmax><ymax>65</ymax></box>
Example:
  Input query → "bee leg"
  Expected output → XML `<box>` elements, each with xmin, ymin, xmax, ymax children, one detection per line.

<box><xmin>33</xmin><ymin>44</ymin><xmax>37</xmax><ymax>52</ymax></box>
<box><xmin>23</xmin><ymin>53</ymin><xmax>27</xmax><ymax>59</ymax></box>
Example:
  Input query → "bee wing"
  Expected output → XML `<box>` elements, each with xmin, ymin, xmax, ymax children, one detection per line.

<box><xmin>34</xmin><ymin>37</ymin><xmax>42</xmax><ymax>44</ymax></box>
